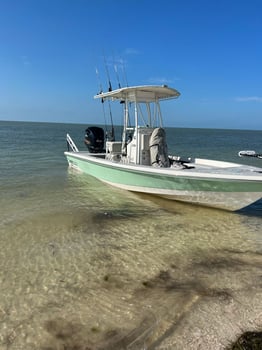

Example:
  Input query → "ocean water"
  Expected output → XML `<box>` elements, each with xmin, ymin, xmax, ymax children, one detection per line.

<box><xmin>0</xmin><ymin>120</ymin><xmax>262</xmax><ymax>350</ymax></box>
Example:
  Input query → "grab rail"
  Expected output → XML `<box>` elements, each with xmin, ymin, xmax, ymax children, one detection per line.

<box><xmin>66</xmin><ymin>133</ymin><xmax>79</xmax><ymax>152</ymax></box>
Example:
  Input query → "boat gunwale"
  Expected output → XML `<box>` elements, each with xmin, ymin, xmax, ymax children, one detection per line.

<box><xmin>64</xmin><ymin>151</ymin><xmax>262</xmax><ymax>182</ymax></box>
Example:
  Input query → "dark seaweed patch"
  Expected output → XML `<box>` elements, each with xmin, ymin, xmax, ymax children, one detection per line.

<box><xmin>227</xmin><ymin>331</ymin><xmax>262</xmax><ymax>350</ymax></box>
<box><xmin>42</xmin><ymin>316</ymin><xmax>156</xmax><ymax>350</ymax></box>
<box><xmin>42</xmin><ymin>318</ymin><xmax>93</xmax><ymax>350</ymax></box>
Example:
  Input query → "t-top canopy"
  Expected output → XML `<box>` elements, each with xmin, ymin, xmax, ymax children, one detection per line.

<box><xmin>94</xmin><ymin>85</ymin><xmax>180</xmax><ymax>103</ymax></box>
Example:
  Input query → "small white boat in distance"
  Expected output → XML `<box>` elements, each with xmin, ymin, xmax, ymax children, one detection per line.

<box><xmin>64</xmin><ymin>85</ymin><xmax>262</xmax><ymax>211</ymax></box>
<box><xmin>239</xmin><ymin>150</ymin><xmax>262</xmax><ymax>159</ymax></box>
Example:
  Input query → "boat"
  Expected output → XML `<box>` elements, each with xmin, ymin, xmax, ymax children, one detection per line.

<box><xmin>64</xmin><ymin>84</ymin><xmax>262</xmax><ymax>211</ymax></box>
<box><xmin>238</xmin><ymin>150</ymin><xmax>262</xmax><ymax>159</ymax></box>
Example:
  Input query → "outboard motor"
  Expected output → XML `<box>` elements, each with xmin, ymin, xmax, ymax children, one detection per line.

<box><xmin>84</xmin><ymin>126</ymin><xmax>105</xmax><ymax>153</ymax></box>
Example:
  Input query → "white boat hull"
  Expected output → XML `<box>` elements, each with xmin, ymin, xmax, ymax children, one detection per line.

<box><xmin>65</xmin><ymin>151</ymin><xmax>262</xmax><ymax>211</ymax></box>
<box><xmin>101</xmin><ymin>181</ymin><xmax>262</xmax><ymax>211</ymax></box>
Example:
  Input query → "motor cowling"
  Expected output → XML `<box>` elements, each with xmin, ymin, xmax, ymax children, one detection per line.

<box><xmin>84</xmin><ymin>126</ymin><xmax>105</xmax><ymax>153</ymax></box>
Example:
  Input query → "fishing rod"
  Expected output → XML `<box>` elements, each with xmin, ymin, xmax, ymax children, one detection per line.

<box><xmin>103</xmin><ymin>54</ymin><xmax>115</xmax><ymax>140</ymax></box>
<box><xmin>106</xmin><ymin>100</ymin><xmax>115</xmax><ymax>141</ymax></box>
<box><xmin>103</xmin><ymin>54</ymin><xmax>112</xmax><ymax>92</ymax></box>
<box><xmin>112</xmin><ymin>51</ymin><xmax>121</xmax><ymax>89</ymax></box>
<box><xmin>95</xmin><ymin>67</ymin><xmax>107</xmax><ymax>128</ymax></box>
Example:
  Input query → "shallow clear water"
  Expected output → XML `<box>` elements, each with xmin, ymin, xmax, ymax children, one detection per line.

<box><xmin>0</xmin><ymin>121</ymin><xmax>261</xmax><ymax>349</ymax></box>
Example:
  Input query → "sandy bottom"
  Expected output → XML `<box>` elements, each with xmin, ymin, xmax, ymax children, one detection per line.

<box><xmin>0</xmin><ymin>173</ymin><xmax>261</xmax><ymax>349</ymax></box>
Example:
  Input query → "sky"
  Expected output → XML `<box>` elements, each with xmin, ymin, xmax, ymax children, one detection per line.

<box><xmin>0</xmin><ymin>0</ymin><xmax>262</xmax><ymax>130</ymax></box>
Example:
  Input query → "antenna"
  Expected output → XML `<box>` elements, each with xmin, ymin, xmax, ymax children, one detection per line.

<box><xmin>114</xmin><ymin>64</ymin><xmax>121</xmax><ymax>89</ymax></box>
<box><xmin>95</xmin><ymin>67</ymin><xmax>103</xmax><ymax>95</ymax></box>
<box><xmin>121</xmin><ymin>58</ymin><xmax>129</xmax><ymax>87</ymax></box>
<box><xmin>112</xmin><ymin>51</ymin><xmax>121</xmax><ymax>89</ymax></box>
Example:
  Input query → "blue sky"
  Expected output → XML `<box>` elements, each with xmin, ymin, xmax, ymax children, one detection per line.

<box><xmin>0</xmin><ymin>0</ymin><xmax>262</xmax><ymax>129</ymax></box>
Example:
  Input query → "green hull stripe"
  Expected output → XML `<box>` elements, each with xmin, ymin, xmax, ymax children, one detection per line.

<box><xmin>66</xmin><ymin>155</ymin><xmax>261</xmax><ymax>193</ymax></box>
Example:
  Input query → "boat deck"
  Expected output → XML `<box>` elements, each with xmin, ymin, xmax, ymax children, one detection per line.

<box><xmin>174</xmin><ymin>161</ymin><xmax>262</xmax><ymax>176</ymax></box>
